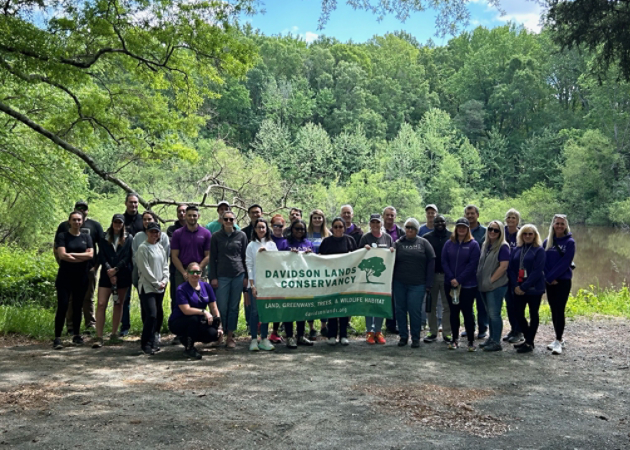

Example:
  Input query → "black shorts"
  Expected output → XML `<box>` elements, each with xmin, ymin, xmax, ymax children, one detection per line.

<box><xmin>99</xmin><ymin>269</ymin><xmax>132</xmax><ymax>289</ymax></box>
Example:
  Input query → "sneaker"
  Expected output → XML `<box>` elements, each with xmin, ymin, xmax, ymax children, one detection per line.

<box><xmin>153</xmin><ymin>333</ymin><xmax>161</xmax><ymax>352</ymax></box>
<box><xmin>438</xmin><ymin>325</ymin><xmax>443</xmax><ymax>333</ymax></box>
<box><xmin>72</xmin><ymin>335</ymin><xmax>84</xmax><ymax>345</ymax></box>
<box><xmin>327</xmin><ymin>337</ymin><xmax>337</xmax><ymax>346</ymax></box>
<box><xmin>423</xmin><ymin>334</ymin><xmax>438</xmax><ymax>343</ymax></box>
<box><xmin>340</xmin><ymin>337</ymin><xmax>350</xmax><ymax>346</ymax></box>
<box><xmin>513</xmin><ymin>341</ymin><xmax>527</xmax><ymax>349</ymax></box>
<box><xmin>477</xmin><ymin>331</ymin><xmax>488</xmax><ymax>339</ymax></box>
<box><xmin>92</xmin><ymin>338</ymin><xmax>104</xmax><ymax>349</ymax></box>
<box><xmin>479</xmin><ymin>339</ymin><xmax>490</xmax><ymax>348</ymax></box>
<box><xmin>550</xmin><ymin>340</ymin><xmax>563</xmax><ymax>355</ymax></box>
<box><xmin>269</xmin><ymin>333</ymin><xmax>283</xmax><ymax>344</ymax></box>
<box><xmin>172</xmin><ymin>336</ymin><xmax>181</xmax><ymax>346</ymax></box>
<box><xmin>108</xmin><ymin>334</ymin><xmax>123</xmax><ymax>345</ymax></box>
<box><xmin>366</xmin><ymin>332</ymin><xmax>376</xmax><ymax>345</ymax></box>
<box><xmin>502</xmin><ymin>331</ymin><xmax>514</xmax><ymax>342</ymax></box>
<box><xmin>443</xmin><ymin>335</ymin><xmax>453</xmax><ymax>343</ymax></box>
<box><xmin>184</xmin><ymin>346</ymin><xmax>202</xmax><ymax>359</ymax></box>
<box><xmin>483</xmin><ymin>341</ymin><xmax>502</xmax><ymax>352</ymax></box>
<box><xmin>448</xmin><ymin>340</ymin><xmax>459</xmax><ymax>350</ymax></box>
<box><xmin>375</xmin><ymin>332</ymin><xmax>386</xmax><ymax>345</ymax></box>
<box><xmin>467</xmin><ymin>343</ymin><xmax>477</xmax><ymax>352</ymax></box>
<box><xmin>142</xmin><ymin>344</ymin><xmax>155</xmax><ymax>355</ymax></box>
<box><xmin>249</xmin><ymin>339</ymin><xmax>260</xmax><ymax>351</ymax></box>
<box><xmin>119</xmin><ymin>329</ymin><xmax>129</xmax><ymax>337</ymax></box>
<box><xmin>309</xmin><ymin>328</ymin><xmax>318</xmax><ymax>340</ymax></box>
<box><xmin>320</xmin><ymin>326</ymin><xmax>328</xmax><ymax>337</ymax></box>
<box><xmin>411</xmin><ymin>340</ymin><xmax>420</xmax><ymax>348</ymax></box>
<box><xmin>53</xmin><ymin>338</ymin><xmax>63</xmax><ymax>350</ymax></box>
<box><xmin>226</xmin><ymin>338</ymin><xmax>236</xmax><ymax>349</ymax></box>
<box><xmin>287</xmin><ymin>337</ymin><xmax>298</xmax><ymax>348</ymax></box>
<box><xmin>508</xmin><ymin>333</ymin><xmax>524</xmax><ymax>344</ymax></box>
<box><xmin>258</xmin><ymin>339</ymin><xmax>275</xmax><ymax>351</ymax></box>
<box><xmin>516</xmin><ymin>343</ymin><xmax>533</xmax><ymax>353</ymax></box>
<box><xmin>460</xmin><ymin>331</ymin><xmax>468</xmax><ymax>338</ymax></box>
<box><xmin>278</xmin><ymin>323</ymin><xmax>285</xmax><ymax>333</ymax></box>
<box><xmin>397</xmin><ymin>338</ymin><xmax>408</xmax><ymax>347</ymax></box>
<box><xmin>297</xmin><ymin>336</ymin><xmax>314</xmax><ymax>346</ymax></box>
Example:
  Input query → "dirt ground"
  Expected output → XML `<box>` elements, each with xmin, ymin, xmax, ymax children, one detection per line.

<box><xmin>0</xmin><ymin>318</ymin><xmax>629</xmax><ymax>450</ymax></box>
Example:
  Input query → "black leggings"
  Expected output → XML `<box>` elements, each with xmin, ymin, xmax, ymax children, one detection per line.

<box><xmin>283</xmin><ymin>321</ymin><xmax>305</xmax><ymax>338</ymax></box>
<box><xmin>546</xmin><ymin>279</ymin><xmax>572</xmax><ymax>341</ymax></box>
<box><xmin>168</xmin><ymin>315</ymin><xmax>219</xmax><ymax>346</ymax></box>
<box><xmin>445</xmin><ymin>285</ymin><xmax>477</xmax><ymax>344</ymax></box>
<box><xmin>139</xmin><ymin>288</ymin><xmax>164</xmax><ymax>348</ymax></box>
<box><xmin>515</xmin><ymin>293</ymin><xmax>543</xmax><ymax>346</ymax></box>
<box><xmin>55</xmin><ymin>277</ymin><xmax>88</xmax><ymax>338</ymax></box>
<box><xmin>327</xmin><ymin>317</ymin><xmax>349</xmax><ymax>339</ymax></box>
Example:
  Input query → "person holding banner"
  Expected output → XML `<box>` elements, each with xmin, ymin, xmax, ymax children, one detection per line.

<box><xmin>443</xmin><ymin>218</ymin><xmax>481</xmax><ymax>352</ymax></box>
<box><xmin>320</xmin><ymin>217</ymin><xmax>358</xmax><ymax>345</ymax></box>
<box><xmin>281</xmin><ymin>220</ymin><xmax>314</xmax><ymax>348</ymax></box>
<box><xmin>393</xmin><ymin>218</ymin><xmax>435</xmax><ymax>348</ymax></box>
<box><xmin>268</xmin><ymin>215</ymin><xmax>288</xmax><ymax>343</ymax></box>
<box><xmin>306</xmin><ymin>209</ymin><xmax>332</xmax><ymax>338</ymax></box>
<box><xmin>360</xmin><ymin>214</ymin><xmax>394</xmax><ymax>345</ymax></box>
<box><xmin>246</xmin><ymin>218</ymin><xmax>278</xmax><ymax>352</ymax></box>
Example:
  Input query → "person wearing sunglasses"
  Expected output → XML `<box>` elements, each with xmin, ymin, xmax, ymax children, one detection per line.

<box><xmin>306</xmin><ymin>209</ymin><xmax>331</xmax><ymax>338</ymax></box>
<box><xmin>393</xmin><ymin>218</ymin><xmax>436</xmax><ymax>348</ymax></box>
<box><xmin>280</xmin><ymin>219</ymin><xmax>314</xmax><ymax>348</ymax></box>
<box><xmin>93</xmin><ymin>214</ymin><xmax>133</xmax><ymax>348</ymax></box>
<box><xmin>507</xmin><ymin>225</ymin><xmax>546</xmax><ymax>354</ymax></box>
<box><xmin>53</xmin><ymin>211</ymin><xmax>95</xmax><ymax>349</ymax></box>
<box><xmin>502</xmin><ymin>208</ymin><xmax>523</xmax><ymax>344</ymax></box>
<box><xmin>245</xmin><ymin>218</ymin><xmax>278</xmax><ymax>351</ymax></box>
<box><xmin>136</xmin><ymin>222</ymin><xmax>170</xmax><ymax>355</ymax></box>
<box><xmin>53</xmin><ymin>200</ymin><xmax>103</xmax><ymax>336</ymax></box>
<box><xmin>320</xmin><ymin>217</ymin><xmax>358</xmax><ymax>346</ymax></box>
<box><xmin>543</xmin><ymin>214</ymin><xmax>576</xmax><ymax>355</ymax></box>
<box><xmin>210</xmin><ymin>210</ymin><xmax>248</xmax><ymax>349</ymax></box>
<box><xmin>476</xmin><ymin>221</ymin><xmax>510</xmax><ymax>352</ymax></box>
<box><xmin>169</xmin><ymin>262</ymin><xmax>223</xmax><ymax>359</ymax></box>
<box><xmin>267</xmin><ymin>215</ymin><xmax>288</xmax><ymax>343</ymax></box>
<box><xmin>443</xmin><ymin>218</ymin><xmax>481</xmax><ymax>352</ymax></box>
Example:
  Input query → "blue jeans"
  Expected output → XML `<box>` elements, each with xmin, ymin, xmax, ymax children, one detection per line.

<box><xmin>505</xmin><ymin>285</ymin><xmax>521</xmax><ymax>334</ymax></box>
<box><xmin>478</xmin><ymin>285</ymin><xmax>507</xmax><ymax>344</ymax></box>
<box><xmin>247</xmin><ymin>288</ymin><xmax>269</xmax><ymax>339</ymax></box>
<box><xmin>121</xmin><ymin>287</ymin><xmax>132</xmax><ymax>332</ymax></box>
<box><xmin>393</xmin><ymin>280</ymin><xmax>426</xmax><ymax>341</ymax></box>
<box><xmin>364</xmin><ymin>316</ymin><xmax>384</xmax><ymax>333</ymax></box>
<box><xmin>474</xmin><ymin>292</ymin><xmax>489</xmax><ymax>334</ymax></box>
<box><xmin>215</xmin><ymin>274</ymin><xmax>244</xmax><ymax>332</ymax></box>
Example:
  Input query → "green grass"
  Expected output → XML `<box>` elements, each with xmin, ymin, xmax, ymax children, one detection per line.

<box><xmin>1</xmin><ymin>286</ymin><xmax>628</xmax><ymax>340</ymax></box>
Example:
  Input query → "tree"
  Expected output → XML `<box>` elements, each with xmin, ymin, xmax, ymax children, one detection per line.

<box><xmin>358</xmin><ymin>257</ymin><xmax>387</xmax><ymax>284</ymax></box>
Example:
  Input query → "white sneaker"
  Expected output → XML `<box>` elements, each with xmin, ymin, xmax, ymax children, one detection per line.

<box><xmin>340</xmin><ymin>337</ymin><xmax>350</xmax><ymax>346</ymax></box>
<box><xmin>287</xmin><ymin>337</ymin><xmax>297</xmax><ymax>348</ymax></box>
<box><xmin>249</xmin><ymin>339</ymin><xmax>260</xmax><ymax>351</ymax></box>
<box><xmin>547</xmin><ymin>340</ymin><xmax>556</xmax><ymax>351</ymax></box>
<box><xmin>327</xmin><ymin>337</ymin><xmax>337</xmax><ymax>346</ymax></box>
<box><xmin>258</xmin><ymin>338</ymin><xmax>275</xmax><ymax>351</ymax></box>
<box><xmin>551</xmin><ymin>340</ymin><xmax>563</xmax><ymax>355</ymax></box>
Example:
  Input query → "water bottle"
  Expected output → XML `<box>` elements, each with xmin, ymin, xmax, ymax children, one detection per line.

<box><xmin>112</xmin><ymin>284</ymin><xmax>119</xmax><ymax>304</ymax></box>
<box><xmin>451</xmin><ymin>288</ymin><xmax>459</xmax><ymax>305</ymax></box>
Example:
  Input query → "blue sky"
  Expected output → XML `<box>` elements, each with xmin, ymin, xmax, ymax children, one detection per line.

<box><xmin>243</xmin><ymin>0</ymin><xmax>544</xmax><ymax>45</ymax></box>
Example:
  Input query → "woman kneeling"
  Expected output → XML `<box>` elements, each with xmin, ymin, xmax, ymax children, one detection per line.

<box><xmin>168</xmin><ymin>262</ymin><xmax>223</xmax><ymax>359</ymax></box>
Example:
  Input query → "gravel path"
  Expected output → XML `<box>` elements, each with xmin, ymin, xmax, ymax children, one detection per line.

<box><xmin>0</xmin><ymin>318</ymin><xmax>629</xmax><ymax>449</ymax></box>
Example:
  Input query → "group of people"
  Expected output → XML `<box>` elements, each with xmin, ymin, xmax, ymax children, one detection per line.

<box><xmin>52</xmin><ymin>196</ymin><xmax>575</xmax><ymax>359</ymax></box>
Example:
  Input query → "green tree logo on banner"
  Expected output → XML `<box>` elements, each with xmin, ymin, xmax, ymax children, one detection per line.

<box><xmin>358</xmin><ymin>257</ymin><xmax>387</xmax><ymax>284</ymax></box>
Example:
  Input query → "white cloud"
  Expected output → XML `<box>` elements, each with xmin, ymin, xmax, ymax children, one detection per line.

<box><xmin>481</xmin><ymin>0</ymin><xmax>544</xmax><ymax>32</ymax></box>
<box><xmin>302</xmin><ymin>31</ymin><xmax>319</xmax><ymax>43</ymax></box>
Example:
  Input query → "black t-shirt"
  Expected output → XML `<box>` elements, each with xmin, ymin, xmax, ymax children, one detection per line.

<box><xmin>55</xmin><ymin>218</ymin><xmax>103</xmax><ymax>267</ymax></box>
<box><xmin>124</xmin><ymin>212</ymin><xmax>144</xmax><ymax>237</ymax></box>
<box><xmin>166</xmin><ymin>221</ymin><xmax>184</xmax><ymax>240</ymax></box>
<box><xmin>55</xmin><ymin>231</ymin><xmax>94</xmax><ymax>278</ymax></box>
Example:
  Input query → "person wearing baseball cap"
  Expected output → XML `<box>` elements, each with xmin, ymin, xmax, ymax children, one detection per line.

<box><xmin>419</xmin><ymin>204</ymin><xmax>438</xmax><ymax>237</ymax></box>
<box><xmin>53</xmin><ymin>200</ymin><xmax>104</xmax><ymax>336</ymax></box>
<box><xmin>205</xmin><ymin>201</ymin><xmax>241</xmax><ymax>234</ymax></box>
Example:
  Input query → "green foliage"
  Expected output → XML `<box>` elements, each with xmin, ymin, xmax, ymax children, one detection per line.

<box><xmin>0</xmin><ymin>246</ymin><xmax>57</xmax><ymax>308</ymax></box>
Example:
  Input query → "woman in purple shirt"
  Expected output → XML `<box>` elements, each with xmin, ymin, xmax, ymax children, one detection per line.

<box><xmin>169</xmin><ymin>262</ymin><xmax>223</xmax><ymax>359</ymax></box>
<box><xmin>503</xmin><ymin>208</ymin><xmax>522</xmax><ymax>344</ymax></box>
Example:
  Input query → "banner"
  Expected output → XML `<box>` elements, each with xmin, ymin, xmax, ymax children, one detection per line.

<box><xmin>255</xmin><ymin>248</ymin><xmax>394</xmax><ymax>323</ymax></box>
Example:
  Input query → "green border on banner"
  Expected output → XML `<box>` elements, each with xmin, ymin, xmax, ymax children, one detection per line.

<box><xmin>257</xmin><ymin>292</ymin><xmax>393</xmax><ymax>323</ymax></box>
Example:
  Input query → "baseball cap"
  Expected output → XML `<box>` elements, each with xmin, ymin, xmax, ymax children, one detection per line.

<box><xmin>146</xmin><ymin>222</ymin><xmax>161</xmax><ymax>232</ymax></box>
<box><xmin>425</xmin><ymin>204</ymin><xmax>438</xmax><ymax>212</ymax></box>
<box><xmin>455</xmin><ymin>218</ymin><xmax>470</xmax><ymax>228</ymax></box>
<box><xmin>112</xmin><ymin>214</ymin><xmax>125</xmax><ymax>223</ymax></box>
<box><xmin>369</xmin><ymin>214</ymin><xmax>383</xmax><ymax>223</ymax></box>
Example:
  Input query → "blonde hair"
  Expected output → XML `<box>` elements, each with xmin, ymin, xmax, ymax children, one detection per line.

<box><xmin>516</xmin><ymin>224</ymin><xmax>542</xmax><ymax>247</ymax></box>
<box><xmin>481</xmin><ymin>220</ymin><xmax>509</xmax><ymax>255</ymax></box>
<box><xmin>307</xmin><ymin>209</ymin><xmax>331</xmax><ymax>238</ymax></box>
<box><xmin>505</xmin><ymin>208</ymin><xmax>521</xmax><ymax>224</ymax></box>
<box><xmin>545</xmin><ymin>214</ymin><xmax>571</xmax><ymax>250</ymax></box>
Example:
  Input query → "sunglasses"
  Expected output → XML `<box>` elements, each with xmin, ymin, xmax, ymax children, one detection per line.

<box><xmin>405</xmin><ymin>226</ymin><xmax>416</xmax><ymax>230</ymax></box>
<box><xmin>188</xmin><ymin>270</ymin><xmax>202</xmax><ymax>276</ymax></box>
<box><xmin>272</xmin><ymin>224</ymin><xmax>283</xmax><ymax>228</ymax></box>
<box><xmin>223</xmin><ymin>217</ymin><xmax>234</xmax><ymax>222</ymax></box>
<box><xmin>522</xmin><ymin>232</ymin><xmax>534</xmax><ymax>236</ymax></box>
<box><xmin>293</xmin><ymin>228</ymin><xmax>306</xmax><ymax>232</ymax></box>
<box><xmin>488</xmin><ymin>227</ymin><xmax>501</xmax><ymax>233</ymax></box>
<box><xmin>332</xmin><ymin>225</ymin><xmax>344</xmax><ymax>229</ymax></box>
<box><xmin>255</xmin><ymin>226</ymin><xmax>267</xmax><ymax>230</ymax></box>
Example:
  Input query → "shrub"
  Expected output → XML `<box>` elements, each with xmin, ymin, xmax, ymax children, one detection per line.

<box><xmin>0</xmin><ymin>246</ymin><xmax>57</xmax><ymax>308</ymax></box>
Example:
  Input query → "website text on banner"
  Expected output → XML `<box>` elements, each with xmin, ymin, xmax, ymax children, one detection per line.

<box><xmin>256</xmin><ymin>249</ymin><xmax>394</xmax><ymax>323</ymax></box>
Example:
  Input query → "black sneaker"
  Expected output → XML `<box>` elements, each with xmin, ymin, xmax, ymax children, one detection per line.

<box><xmin>411</xmin><ymin>340</ymin><xmax>420</xmax><ymax>348</ymax></box>
<box><xmin>397</xmin><ymin>338</ymin><xmax>408</xmax><ymax>347</ymax></box>
<box><xmin>502</xmin><ymin>331</ymin><xmax>513</xmax><ymax>342</ymax></box>
<box><xmin>477</xmin><ymin>331</ymin><xmax>488</xmax><ymax>339</ymax></box>
<box><xmin>516</xmin><ymin>343</ymin><xmax>533</xmax><ymax>353</ymax></box>
<box><xmin>153</xmin><ymin>333</ymin><xmax>161</xmax><ymax>353</ymax></box>
<box><xmin>483</xmin><ymin>341</ymin><xmax>502</xmax><ymax>352</ymax></box>
<box><xmin>53</xmin><ymin>338</ymin><xmax>63</xmax><ymax>350</ymax></box>
<box><xmin>142</xmin><ymin>344</ymin><xmax>155</xmax><ymax>355</ymax></box>
<box><xmin>513</xmin><ymin>341</ymin><xmax>527</xmax><ymax>349</ymax></box>
<box><xmin>72</xmin><ymin>335</ymin><xmax>84</xmax><ymax>345</ymax></box>
<box><xmin>184</xmin><ymin>346</ymin><xmax>202</xmax><ymax>359</ymax></box>
<box><xmin>308</xmin><ymin>329</ymin><xmax>318</xmax><ymax>340</ymax></box>
<box><xmin>423</xmin><ymin>334</ymin><xmax>438</xmax><ymax>343</ymax></box>
<box><xmin>320</xmin><ymin>325</ymin><xmax>328</xmax><ymax>337</ymax></box>
<box><xmin>479</xmin><ymin>339</ymin><xmax>490</xmax><ymax>348</ymax></box>
<box><xmin>119</xmin><ymin>329</ymin><xmax>129</xmax><ymax>337</ymax></box>
<box><xmin>297</xmin><ymin>336</ymin><xmax>314</xmax><ymax>346</ymax></box>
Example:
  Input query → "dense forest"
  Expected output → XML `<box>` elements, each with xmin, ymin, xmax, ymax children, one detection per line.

<box><xmin>2</xmin><ymin>2</ymin><xmax>630</xmax><ymax>248</ymax></box>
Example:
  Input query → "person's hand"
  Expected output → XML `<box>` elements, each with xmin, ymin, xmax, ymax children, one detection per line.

<box><xmin>305</xmin><ymin>248</ymin><xmax>312</xmax><ymax>253</ymax></box>
<box><xmin>159</xmin><ymin>282</ymin><xmax>166</xmax><ymax>290</ymax></box>
<box><xmin>515</xmin><ymin>286</ymin><xmax>525</xmax><ymax>295</ymax></box>
<box><xmin>550</xmin><ymin>280</ymin><xmax>558</xmax><ymax>285</ymax></box>
<box><xmin>181</xmin><ymin>270</ymin><xmax>188</xmax><ymax>281</ymax></box>
<box><xmin>243</xmin><ymin>278</ymin><xmax>248</xmax><ymax>289</ymax></box>
<box><xmin>450</xmin><ymin>279</ymin><xmax>459</xmax><ymax>288</ymax></box>
<box><xmin>252</xmin><ymin>286</ymin><xmax>257</xmax><ymax>297</ymax></box>
<box><xmin>110</xmin><ymin>276</ymin><xmax>117</xmax><ymax>285</ymax></box>
<box><xmin>365</xmin><ymin>245</ymin><xmax>371</xmax><ymax>250</ymax></box>
<box><xmin>204</xmin><ymin>310</ymin><xmax>213</xmax><ymax>324</ymax></box>
<box><xmin>107</xmin><ymin>268</ymin><xmax>116</xmax><ymax>277</ymax></box>
<box><xmin>217</xmin><ymin>328</ymin><xmax>224</xmax><ymax>339</ymax></box>
<box><xmin>244</xmin><ymin>294</ymin><xmax>251</xmax><ymax>307</ymax></box>
<box><xmin>258</xmin><ymin>247</ymin><xmax>266</xmax><ymax>252</ymax></box>
<box><xmin>390</xmin><ymin>247</ymin><xmax>395</xmax><ymax>252</ymax></box>
<box><xmin>211</xmin><ymin>279</ymin><xmax>218</xmax><ymax>289</ymax></box>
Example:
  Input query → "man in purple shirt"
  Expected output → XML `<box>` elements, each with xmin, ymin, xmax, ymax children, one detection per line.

<box><xmin>171</xmin><ymin>205</ymin><xmax>212</xmax><ymax>290</ymax></box>
<box><xmin>383</xmin><ymin>205</ymin><xmax>404</xmax><ymax>334</ymax></box>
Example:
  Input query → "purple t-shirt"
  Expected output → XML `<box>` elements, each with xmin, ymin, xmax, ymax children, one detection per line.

<box><xmin>487</xmin><ymin>242</ymin><xmax>511</xmax><ymax>262</ymax></box>
<box><xmin>284</xmin><ymin>238</ymin><xmax>313</xmax><ymax>252</ymax></box>
<box><xmin>505</xmin><ymin>226</ymin><xmax>519</xmax><ymax>251</ymax></box>
<box><xmin>387</xmin><ymin>226</ymin><xmax>399</xmax><ymax>242</ymax></box>
<box><xmin>171</xmin><ymin>225</ymin><xmax>212</xmax><ymax>267</ymax></box>
<box><xmin>345</xmin><ymin>223</ymin><xmax>355</xmax><ymax>235</ymax></box>
<box><xmin>271</xmin><ymin>235</ymin><xmax>288</xmax><ymax>251</ymax></box>
<box><xmin>170</xmin><ymin>280</ymin><xmax>216</xmax><ymax>321</ymax></box>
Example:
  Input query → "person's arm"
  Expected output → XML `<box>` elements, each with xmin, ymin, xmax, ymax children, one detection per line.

<box><xmin>425</xmin><ymin>257</ymin><xmax>436</xmax><ymax>289</ymax></box>
<box><xmin>507</xmin><ymin>252</ymin><xmax>518</xmax><ymax>288</ymax></box>
<box><xmin>490</xmin><ymin>261</ymin><xmax>509</xmax><ymax>284</ymax></box>
<box><xmin>161</xmin><ymin>233</ymin><xmax>171</xmax><ymax>261</ymax></box>
<box><xmin>520</xmin><ymin>247</ymin><xmax>546</xmax><ymax>291</ymax></box>
<box><xmin>442</xmin><ymin>241</ymin><xmax>455</xmax><ymax>281</ymax></box>
<box><xmin>545</xmin><ymin>239</ymin><xmax>576</xmax><ymax>283</ymax></box>
<box><xmin>92</xmin><ymin>222</ymin><xmax>104</xmax><ymax>272</ymax></box>
<box><xmin>68</xmin><ymin>249</ymin><xmax>94</xmax><ymax>261</ymax></box>
<box><xmin>200</xmin><ymin>250</ymin><xmax>210</xmax><ymax>272</ymax></box>
<box><xmin>457</xmin><ymin>241</ymin><xmax>480</xmax><ymax>285</ymax></box>
<box><xmin>137</xmin><ymin>246</ymin><xmax>161</xmax><ymax>291</ymax></box>
<box><xmin>171</xmin><ymin>249</ymin><xmax>186</xmax><ymax>278</ymax></box>
<box><xmin>160</xmin><ymin>249</ymin><xmax>170</xmax><ymax>288</ymax></box>
<box><xmin>246</xmin><ymin>243</ymin><xmax>256</xmax><ymax>281</ymax></box>
<box><xmin>348</xmin><ymin>236</ymin><xmax>357</xmax><ymax>252</ymax></box>
<box><xmin>241</xmin><ymin>234</ymin><xmax>248</xmax><ymax>285</ymax></box>
<box><xmin>115</xmin><ymin>238</ymin><xmax>132</xmax><ymax>271</ymax></box>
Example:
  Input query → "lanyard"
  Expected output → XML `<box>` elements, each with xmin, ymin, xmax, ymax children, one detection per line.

<box><xmin>519</xmin><ymin>245</ymin><xmax>531</xmax><ymax>270</ymax></box>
